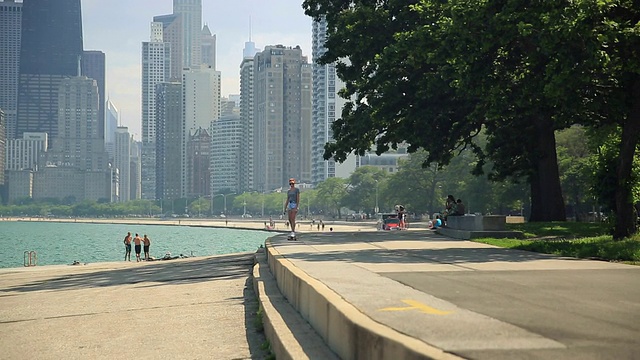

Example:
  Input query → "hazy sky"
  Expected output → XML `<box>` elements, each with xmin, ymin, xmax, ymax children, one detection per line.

<box><xmin>82</xmin><ymin>0</ymin><xmax>312</xmax><ymax>139</ymax></box>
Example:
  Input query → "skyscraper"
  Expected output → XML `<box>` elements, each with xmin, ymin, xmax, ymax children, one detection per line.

<box><xmin>81</xmin><ymin>50</ymin><xmax>106</xmax><ymax>142</ymax></box>
<box><xmin>181</xmin><ymin>66</ymin><xmax>220</xmax><ymax>197</ymax></box>
<box><xmin>48</xmin><ymin>76</ymin><xmax>107</xmax><ymax>171</ymax></box>
<box><xmin>0</xmin><ymin>0</ymin><xmax>22</xmax><ymax>140</ymax></box>
<box><xmin>211</xmin><ymin>114</ymin><xmax>242</xmax><ymax>195</ymax></box>
<box><xmin>34</xmin><ymin>76</ymin><xmax>111</xmax><ymax>202</ymax></box>
<box><xmin>201</xmin><ymin>24</ymin><xmax>216</xmax><ymax>70</ymax></box>
<box><xmin>253</xmin><ymin>45</ymin><xmax>312</xmax><ymax>192</ymax></box>
<box><xmin>311</xmin><ymin>18</ymin><xmax>350</xmax><ymax>184</ymax></box>
<box><xmin>173</xmin><ymin>0</ymin><xmax>201</xmax><ymax>68</ymax></box>
<box><xmin>153</xmin><ymin>13</ymin><xmax>182</xmax><ymax>80</ymax></box>
<box><xmin>16</xmin><ymin>0</ymin><xmax>83</xmax><ymax>147</ymax></box>
<box><xmin>115</xmin><ymin>127</ymin><xmax>131</xmax><ymax>202</ymax></box>
<box><xmin>141</xmin><ymin>22</ymin><xmax>172</xmax><ymax>199</ymax></box>
<box><xmin>155</xmin><ymin>82</ymin><xmax>182</xmax><ymax>200</ymax></box>
<box><xmin>0</xmin><ymin>108</ymin><xmax>5</xmax><ymax>188</ymax></box>
<box><xmin>105</xmin><ymin>99</ymin><xmax>118</xmax><ymax>160</ymax></box>
<box><xmin>188</xmin><ymin>128</ymin><xmax>211</xmax><ymax>197</ymax></box>
<box><xmin>238</xmin><ymin>39</ymin><xmax>259</xmax><ymax>193</ymax></box>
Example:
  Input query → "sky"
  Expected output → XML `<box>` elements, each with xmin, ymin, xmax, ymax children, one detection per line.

<box><xmin>82</xmin><ymin>0</ymin><xmax>313</xmax><ymax>140</ymax></box>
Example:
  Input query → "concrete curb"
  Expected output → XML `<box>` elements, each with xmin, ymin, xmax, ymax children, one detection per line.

<box><xmin>264</xmin><ymin>239</ymin><xmax>463</xmax><ymax>360</ymax></box>
<box><xmin>253</xmin><ymin>251</ymin><xmax>338</xmax><ymax>360</ymax></box>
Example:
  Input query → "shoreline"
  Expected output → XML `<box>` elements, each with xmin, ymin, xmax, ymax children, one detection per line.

<box><xmin>0</xmin><ymin>216</ymin><xmax>381</xmax><ymax>232</ymax></box>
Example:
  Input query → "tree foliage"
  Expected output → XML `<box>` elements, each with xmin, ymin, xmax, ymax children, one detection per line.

<box><xmin>303</xmin><ymin>0</ymin><xmax>640</xmax><ymax>238</ymax></box>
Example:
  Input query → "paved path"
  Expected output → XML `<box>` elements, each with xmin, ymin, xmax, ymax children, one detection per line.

<box><xmin>267</xmin><ymin>230</ymin><xmax>640</xmax><ymax>359</ymax></box>
<box><xmin>0</xmin><ymin>253</ymin><xmax>269</xmax><ymax>360</ymax></box>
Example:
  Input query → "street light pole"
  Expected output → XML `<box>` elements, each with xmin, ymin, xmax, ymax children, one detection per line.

<box><xmin>374</xmin><ymin>180</ymin><xmax>379</xmax><ymax>214</ymax></box>
<box><xmin>243</xmin><ymin>200</ymin><xmax>247</xmax><ymax>217</ymax></box>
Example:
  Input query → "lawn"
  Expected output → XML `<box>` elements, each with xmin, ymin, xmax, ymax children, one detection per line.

<box><xmin>474</xmin><ymin>222</ymin><xmax>640</xmax><ymax>264</ymax></box>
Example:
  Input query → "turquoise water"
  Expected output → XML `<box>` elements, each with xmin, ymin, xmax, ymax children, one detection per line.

<box><xmin>0</xmin><ymin>221</ymin><xmax>271</xmax><ymax>269</ymax></box>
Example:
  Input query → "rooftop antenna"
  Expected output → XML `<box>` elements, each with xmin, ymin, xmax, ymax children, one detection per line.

<box><xmin>249</xmin><ymin>16</ymin><xmax>252</xmax><ymax>41</ymax></box>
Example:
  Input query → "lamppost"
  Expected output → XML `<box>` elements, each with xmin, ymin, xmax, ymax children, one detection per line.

<box><xmin>374</xmin><ymin>180</ymin><xmax>379</xmax><ymax>214</ymax></box>
<box><xmin>242</xmin><ymin>200</ymin><xmax>247</xmax><ymax>217</ymax></box>
<box><xmin>214</xmin><ymin>193</ymin><xmax>236</xmax><ymax>215</ymax></box>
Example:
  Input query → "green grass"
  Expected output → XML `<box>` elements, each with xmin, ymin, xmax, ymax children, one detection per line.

<box><xmin>475</xmin><ymin>222</ymin><xmax>640</xmax><ymax>263</ymax></box>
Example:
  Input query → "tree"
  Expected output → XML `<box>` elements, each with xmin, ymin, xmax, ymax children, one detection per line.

<box><xmin>304</xmin><ymin>0</ymin><xmax>639</xmax><ymax>237</ymax></box>
<box><xmin>303</xmin><ymin>0</ymin><xmax>566</xmax><ymax>222</ymax></box>
<box><xmin>314</xmin><ymin>177</ymin><xmax>348</xmax><ymax>217</ymax></box>
<box><xmin>343</xmin><ymin>166</ymin><xmax>389</xmax><ymax>213</ymax></box>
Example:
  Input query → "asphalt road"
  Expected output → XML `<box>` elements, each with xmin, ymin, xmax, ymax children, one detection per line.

<box><xmin>385</xmin><ymin>268</ymin><xmax>640</xmax><ymax>360</ymax></box>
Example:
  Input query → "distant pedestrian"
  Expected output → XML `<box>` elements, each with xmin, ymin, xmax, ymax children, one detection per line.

<box><xmin>283</xmin><ymin>178</ymin><xmax>300</xmax><ymax>239</ymax></box>
<box><xmin>133</xmin><ymin>234</ymin><xmax>143</xmax><ymax>262</ymax></box>
<box><xmin>317</xmin><ymin>223</ymin><xmax>320</xmax><ymax>231</ymax></box>
<box><xmin>123</xmin><ymin>232</ymin><xmax>132</xmax><ymax>261</ymax></box>
<box><xmin>143</xmin><ymin>234</ymin><xmax>151</xmax><ymax>261</ymax></box>
<box><xmin>321</xmin><ymin>220</ymin><xmax>325</xmax><ymax>231</ymax></box>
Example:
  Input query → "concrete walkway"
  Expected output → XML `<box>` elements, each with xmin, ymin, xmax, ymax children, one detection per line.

<box><xmin>257</xmin><ymin>230</ymin><xmax>640</xmax><ymax>359</ymax></box>
<box><xmin>0</xmin><ymin>253</ymin><xmax>270</xmax><ymax>360</ymax></box>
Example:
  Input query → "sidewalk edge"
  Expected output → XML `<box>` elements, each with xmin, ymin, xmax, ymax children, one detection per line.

<box><xmin>265</xmin><ymin>238</ymin><xmax>463</xmax><ymax>360</ymax></box>
<box><xmin>253</xmin><ymin>251</ymin><xmax>339</xmax><ymax>360</ymax></box>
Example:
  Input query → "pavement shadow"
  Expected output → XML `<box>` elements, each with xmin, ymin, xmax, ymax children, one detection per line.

<box><xmin>0</xmin><ymin>253</ymin><xmax>256</xmax><ymax>293</ymax></box>
<box><xmin>276</xmin><ymin>232</ymin><xmax>565</xmax><ymax>265</ymax></box>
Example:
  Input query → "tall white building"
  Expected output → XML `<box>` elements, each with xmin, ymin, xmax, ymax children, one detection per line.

<box><xmin>210</xmin><ymin>114</ymin><xmax>242</xmax><ymax>194</ymax></box>
<box><xmin>238</xmin><ymin>40</ymin><xmax>259</xmax><ymax>193</ymax></box>
<box><xmin>115</xmin><ymin>126</ymin><xmax>131</xmax><ymax>202</ymax></box>
<box><xmin>311</xmin><ymin>17</ymin><xmax>352</xmax><ymax>184</ymax></box>
<box><xmin>253</xmin><ymin>45</ymin><xmax>312</xmax><ymax>192</ymax></box>
<box><xmin>5</xmin><ymin>132</ymin><xmax>48</xmax><ymax>171</ymax></box>
<box><xmin>181</xmin><ymin>66</ymin><xmax>220</xmax><ymax>197</ymax></box>
<box><xmin>105</xmin><ymin>99</ymin><xmax>118</xmax><ymax>160</ymax></box>
<box><xmin>141</xmin><ymin>22</ymin><xmax>172</xmax><ymax>199</ymax></box>
<box><xmin>173</xmin><ymin>0</ymin><xmax>201</xmax><ymax>68</ymax></box>
<box><xmin>0</xmin><ymin>0</ymin><xmax>22</xmax><ymax>140</ymax></box>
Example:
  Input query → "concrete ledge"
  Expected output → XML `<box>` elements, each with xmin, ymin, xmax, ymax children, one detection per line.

<box><xmin>265</xmin><ymin>239</ymin><xmax>462</xmax><ymax>360</ymax></box>
<box><xmin>446</xmin><ymin>215</ymin><xmax>507</xmax><ymax>231</ymax></box>
<box><xmin>253</xmin><ymin>252</ymin><xmax>338</xmax><ymax>360</ymax></box>
<box><xmin>437</xmin><ymin>227</ymin><xmax>524</xmax><ymax>240</ymax></box>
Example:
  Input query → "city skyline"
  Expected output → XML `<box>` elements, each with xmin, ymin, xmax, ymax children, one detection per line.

<box><xmin>82</xmin><ymin>0</ymin><xmax>312</xmax><ymax>140</ymax></box>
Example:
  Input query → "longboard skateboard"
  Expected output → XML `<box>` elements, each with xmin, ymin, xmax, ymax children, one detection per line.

<box><xmin>287</xmin><ymin>235</ymin><xmax>297</xmax><ymax>241</ymax></box>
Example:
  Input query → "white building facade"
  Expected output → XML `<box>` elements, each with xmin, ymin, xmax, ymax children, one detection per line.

<box><xmin>181</xmin><ymin>66</ymin><xmax>220</xmax><ymax>197</ymax></box>
<box><xmin>141</xmin><ymin>22</ymin><xmax>172</xmax><ymax>199</ymax></box>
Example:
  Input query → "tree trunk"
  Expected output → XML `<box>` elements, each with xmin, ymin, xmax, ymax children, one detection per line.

<box><xmin>529</xmin><ymin>118</ymin><xmax>567</xmax><ymax>222</ymax></box>
<box><xmin>613</xmin><ymin>76</ymin><xmax>640</xmax><ymax>240</ymax></box>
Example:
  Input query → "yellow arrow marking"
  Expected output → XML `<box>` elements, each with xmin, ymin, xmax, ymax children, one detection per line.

<box><xmin>379</xmin><ymin>299</ymin><xmax>452</xmax><ymax>315</ymax></box>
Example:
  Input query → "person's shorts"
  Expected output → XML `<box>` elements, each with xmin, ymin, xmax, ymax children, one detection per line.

<box><xmin>287</xmin><ymin>202</ymin><xmax>297</xmax><ymax>211</ymax></box>
<box><xmin>125</xmin><ymin>244</ymin><xmax>131</xmax><ymax>252</ymax></box>
<box><xmin>135</xmin><ymin>245</ymin><xmax>142</xmax><ymax>254</ymax></box>
<box><xmin>143</xmin><ymin>245</ymin><xmax>150</xmax><ymax>253</ymax></box>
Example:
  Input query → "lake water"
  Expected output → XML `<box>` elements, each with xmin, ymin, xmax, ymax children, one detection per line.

<box><xmin>0</xmin><ymin>221</ymin><xmax>271</xmax><ymax>269</ymax></box>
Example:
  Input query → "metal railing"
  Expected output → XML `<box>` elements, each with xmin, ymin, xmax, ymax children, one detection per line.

<box><xmin>23</xmin><ymin>251</ymin><xmax>37</xmax><ymax>267</ymax></box>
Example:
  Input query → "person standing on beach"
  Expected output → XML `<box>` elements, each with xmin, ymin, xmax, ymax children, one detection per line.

<box><xmin>123</xmin><ymin>232</ymin><xmax>132</xmax><ymax>261</ymax></box>
<box><xmin>283</xmin><ymin>178</ymin><xmax>300</xmax><ymax>239</ymax></box>
<box><xmin>143</xmin><ymin>234</ymin><xmax>151</xmax><ymax>261</ymax></box>
<box><xmin>133</xmin><ymin>234</ymin><xmax>143</xmax><ymax>262</ymax></box>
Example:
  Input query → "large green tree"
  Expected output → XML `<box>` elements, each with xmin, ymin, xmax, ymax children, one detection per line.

<box><xmin>303</xmin><ymin>0</ymin><xmax>639</xmax><ymax>238</ymax></box>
